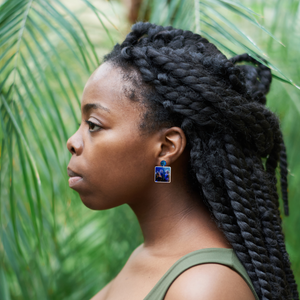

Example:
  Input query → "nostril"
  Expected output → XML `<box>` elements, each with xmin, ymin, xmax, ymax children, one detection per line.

<box><xmin>67</xmin><ymin>138</ymin><xmax>76</xmax><ymax>155</ymax></box>
<box><xmin>67</xmin><ymin>133</ymin><xmax>83</xmax><ymax>155</ymax></box>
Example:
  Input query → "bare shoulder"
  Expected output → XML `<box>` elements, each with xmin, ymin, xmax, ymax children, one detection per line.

<box><xmin>164</xmin><ymin>263</ymin><xmax>256</xmax><ymax>300</ymax></box>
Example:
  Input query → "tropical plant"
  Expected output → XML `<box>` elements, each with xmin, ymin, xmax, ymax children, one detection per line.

<box><xmin>0</xmin><ymin>0</ymin><xmax>299</xmax><ymax>299</ymax></box>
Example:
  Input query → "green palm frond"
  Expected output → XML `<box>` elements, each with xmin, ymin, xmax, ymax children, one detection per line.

<box><xmin>0</xmin><ymin>0</ymin><xmax>139</xmax><ymax>299</ymax></box>
<box><xmin>1</xmin><ymin>0</ymin><xmax>89</xmax><ymax>248</ymax></box>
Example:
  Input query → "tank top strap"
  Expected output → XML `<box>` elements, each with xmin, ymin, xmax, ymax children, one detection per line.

<box><xmin>144</xmin><ymin>248</ymin><xmax>259</xmax><ymax>300</ymax></box>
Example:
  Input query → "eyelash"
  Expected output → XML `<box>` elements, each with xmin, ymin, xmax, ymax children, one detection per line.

<box><xmin>84</xmin><ymin>120</ymin><xmax>102</xmax><ymax>132</ymax></box>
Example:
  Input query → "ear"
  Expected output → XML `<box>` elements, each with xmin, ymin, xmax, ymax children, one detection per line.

<box><xmin>155</xmin><ymin>127</ymin><xmax>187</xmax><ymax>166</ymax></box>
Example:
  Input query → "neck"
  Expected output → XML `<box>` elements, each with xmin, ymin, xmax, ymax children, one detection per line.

<box><xmin>129</xmin><ymin>183</ymin><xmax>230</xmax><ymax>256</ymax></box>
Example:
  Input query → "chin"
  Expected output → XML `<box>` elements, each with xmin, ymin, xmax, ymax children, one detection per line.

<box><xmin>79</xmin><ymin>193</ymin><xmax>118</xmax><ymax>210</ymax></box>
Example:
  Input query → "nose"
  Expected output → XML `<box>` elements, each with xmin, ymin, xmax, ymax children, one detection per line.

<box><xmin>67</xmin><ymin>130</ymin><xmax>83</xmax><ymax>156</ymax></box>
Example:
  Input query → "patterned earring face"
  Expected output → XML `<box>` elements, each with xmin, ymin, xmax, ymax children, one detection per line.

<box><xmin>154</xmin><ymin>160</ymin><xmax>171</xmax><ymax>183</ymax></box>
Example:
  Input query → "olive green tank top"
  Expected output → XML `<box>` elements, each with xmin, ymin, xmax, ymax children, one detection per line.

<box><xmin>144</xmin><ymin>248</ymin><xmax>259</xmax><ymax>300</ymax></box>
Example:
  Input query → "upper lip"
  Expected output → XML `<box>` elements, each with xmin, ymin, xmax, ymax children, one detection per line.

<box><xmin>67</xmin><ymin>168</ymin><xmax>82</xmax><ymax>177</ymax></box>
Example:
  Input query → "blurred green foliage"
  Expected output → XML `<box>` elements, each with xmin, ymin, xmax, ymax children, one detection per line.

<box><xmin>0</xmin><ymin>0</ymin><xmax>299</xmax><ymax>299</ymax></box>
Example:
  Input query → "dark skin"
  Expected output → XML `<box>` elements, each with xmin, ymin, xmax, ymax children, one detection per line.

<box><xmin>67</xmin><ymin>63</ymin><xmax>256</xmax><ymax>300</ymax></box>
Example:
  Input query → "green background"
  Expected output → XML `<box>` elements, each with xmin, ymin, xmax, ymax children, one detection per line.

<box><xmin>1</xmin><ymin>0</ymin><xmax>300</xmax><ymax>299</ymax></box>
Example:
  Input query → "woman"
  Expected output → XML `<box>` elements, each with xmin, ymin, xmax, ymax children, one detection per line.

<box><xmin>67</xmin><ymin>22</ymin><xmax>298</xmax><ymax>300</ymax></box>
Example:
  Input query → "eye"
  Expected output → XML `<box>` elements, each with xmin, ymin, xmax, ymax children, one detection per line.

<box><xmin>85</xmin><ymin>120</ymin><xmax>102</xmax><ymax>132</ymax></box>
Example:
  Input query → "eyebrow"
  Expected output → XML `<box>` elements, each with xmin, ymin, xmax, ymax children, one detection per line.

<box><xmin>82</xmin><ymin>103</ymin><xmax>111</xmax><ymax>114</ymax></box>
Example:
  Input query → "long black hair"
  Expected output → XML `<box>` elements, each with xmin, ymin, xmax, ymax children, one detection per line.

<box><xmin>104</xmin><ymin>22</ymin><xmax>298</xmax><ymax>300</ymax></box>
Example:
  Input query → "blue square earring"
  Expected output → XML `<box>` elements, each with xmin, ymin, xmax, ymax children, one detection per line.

<box><xmin>154</xmin><ymin>160</ymin><xmax>171</xmax><ymax>183</ymax></box>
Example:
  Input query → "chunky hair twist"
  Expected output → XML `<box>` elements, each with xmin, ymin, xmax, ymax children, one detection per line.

<box><xmin>104</xmin><ymin>22</ymin><xmax>298</xmax><ymax>300</ymax></box>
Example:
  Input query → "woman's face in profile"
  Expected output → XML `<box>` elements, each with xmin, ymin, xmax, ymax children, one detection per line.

<box><xmin>67</xmin><ymin>63</ymin><xmax>156</xmax><ymax>210</ymax></box>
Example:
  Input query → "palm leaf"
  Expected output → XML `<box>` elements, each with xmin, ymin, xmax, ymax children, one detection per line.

<box><xmin>0</xmin><ymin>0</ymin><xmax>126</xmax><ymax>298</ymax></box>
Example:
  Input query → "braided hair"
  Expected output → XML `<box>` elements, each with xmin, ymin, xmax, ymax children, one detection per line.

<box><xmin>104</xmin><ymin>22</ymin><xmax>298</xmax><ymax>300</ymax></box>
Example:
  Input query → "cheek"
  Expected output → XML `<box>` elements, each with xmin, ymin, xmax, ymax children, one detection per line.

<box><xmin>82</xmin><ymin>129</ymin><xmax>153</xmax><ymax>208</ymax></box>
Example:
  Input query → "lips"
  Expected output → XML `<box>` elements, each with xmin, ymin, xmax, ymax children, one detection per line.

<box><xmin>67</xmin><ymin>168</ymin><xmax>81</xmax><ymax>177</ymax></box>
<box><xmin>67</xmin><ymin>167</ymin><xmax>83</xmax><ymax>188</ymax></box>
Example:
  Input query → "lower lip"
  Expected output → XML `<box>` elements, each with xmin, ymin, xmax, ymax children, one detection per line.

<box><xmin>69</xmin><ymin>176</ymin><xmax>83</xmax><ymax>187</ymax></box>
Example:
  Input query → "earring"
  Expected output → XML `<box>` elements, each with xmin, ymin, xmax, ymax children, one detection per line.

<box><xmin>154</xmin><ymin>160</ymin><xmax>171</xmax><ymax>183</ymax></box>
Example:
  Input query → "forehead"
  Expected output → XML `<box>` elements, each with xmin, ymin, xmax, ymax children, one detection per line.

<box><xmin>82</xmin><ymin>63</ymin><xmax>123</xmax><ymax>106</ymax></box>
<box><xmin>81</xmin><ymin>62</ymin><xmax>142</xmax><ymax>116</ymax></box>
